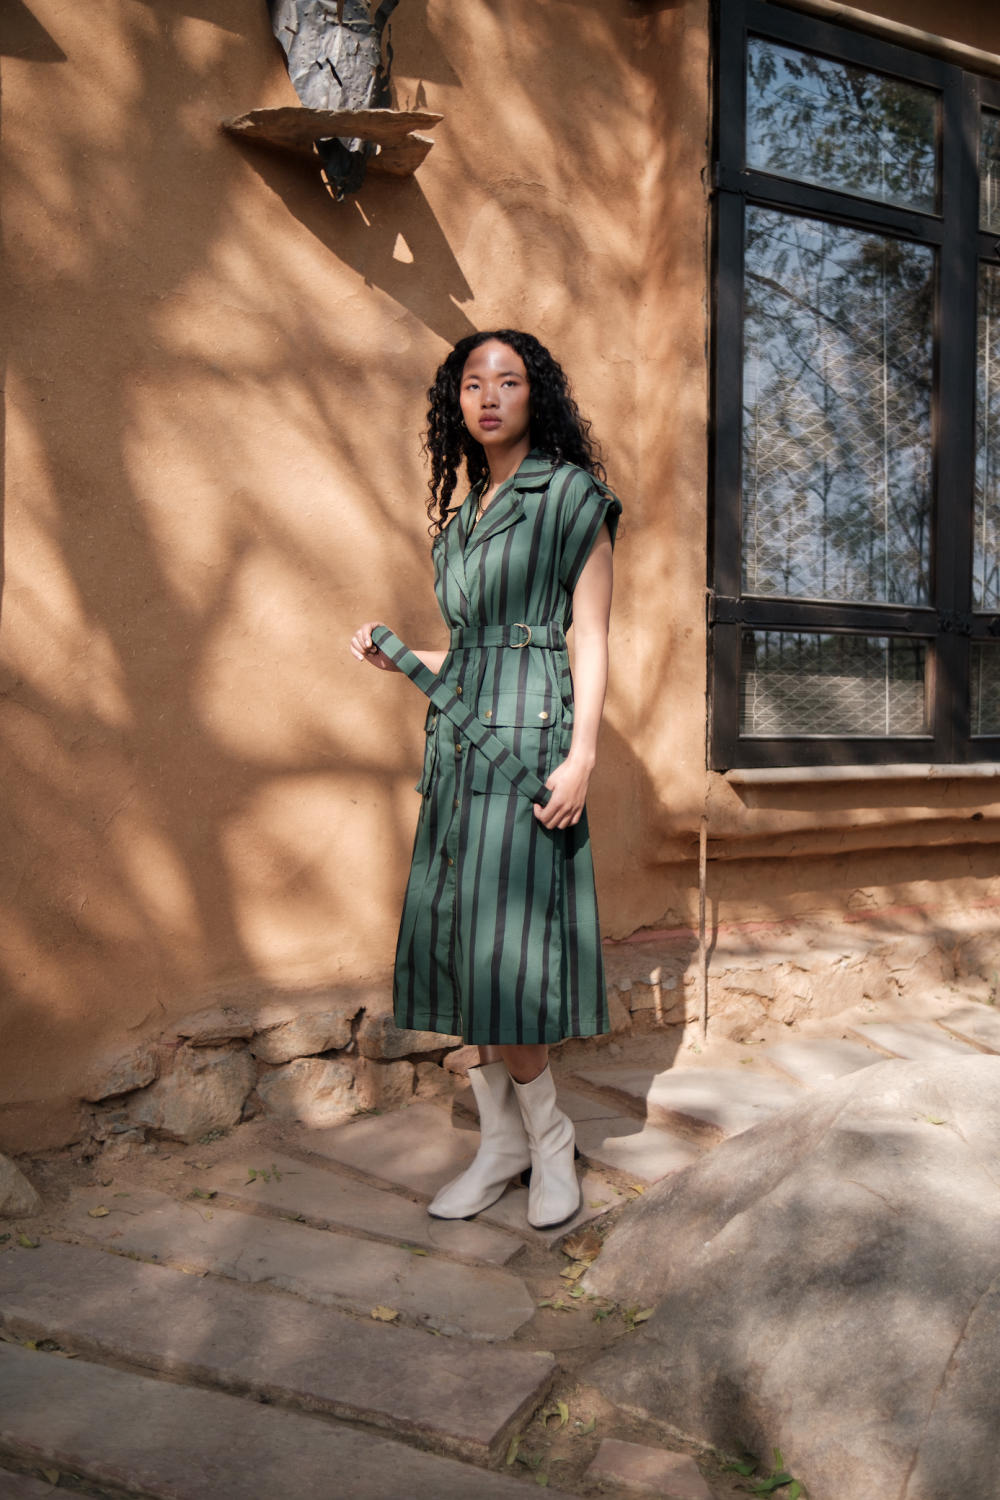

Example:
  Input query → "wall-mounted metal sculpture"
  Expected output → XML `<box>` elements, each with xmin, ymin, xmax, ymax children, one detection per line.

<box><xmin>223</xmin><ymin>1</ymin><xmax>440</xmax><ymax>198</ymax></box>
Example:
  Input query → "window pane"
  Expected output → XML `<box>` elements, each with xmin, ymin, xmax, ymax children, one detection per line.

<box><xmin>739</xmin><ymin>631</ymin><xmax>927</xmax><ymax>737</ymax></box>
<box><xmin>975</xmin><ymin>262</ymin><xmax>1000</xmax><ymax>610</ymax></box>
<box><xmin>742</xmin><ymin>207</ymin><xmax>933</xmax><ymax>606</ymax></box>
<box><xmin>747</xmin><ymin>37</ymin><xmax>938</xmax><ymax>212</ymax></box>
<box><xmin>971</xmin><ymin>643</ymin><xmax>1000</xmax><ymax>735</ymax></box>
<box><xmin>980</xmin><ymin>110</ymin><xmax>1000</xmax><ymax>233</ymax></box>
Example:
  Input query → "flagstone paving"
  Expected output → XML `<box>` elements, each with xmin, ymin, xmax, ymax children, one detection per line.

<box><xmin>570</xmin><ymin>1064</ymin><xmax>802</xmax><ymax>1141</ymax></box>
<box><xmin>0</xmin><ymin>1242</ymin><xmax>552</xmax><ymax>1462</ymax></box>
<box><xmin>0</xmin><ymin>1343</ymin><xmax>582</xmax><ymax>1500</ymax></box>
<box><xmin>3</xmin><ymin>996</ymin><xmax>1000</xmax><ymax>1497</ymax></box>
<box><xmin>844</xmin><ymin>1018</ymin><xmax>980</xmax><ymax>1062</ymax></box>
<box><xmin>61</xmin><ymin>1187</ymin><xmax>535</xmax><ymax>1340</ymax></box>
<box><xmin>205</xmin><ymin>1150</ymin><xmax>523</xmax><ymax>1265</ymax></box>
<box><xmin>763</xmin><ymin>1036</ymin><xmax>882</xmax><ymax>1086</ymax></box>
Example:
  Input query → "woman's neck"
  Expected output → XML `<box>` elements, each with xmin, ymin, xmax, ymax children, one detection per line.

<box><xmin>481</xmin><ymin>439</ymin><xmax>531</xmax><ymax>499</ymax></box>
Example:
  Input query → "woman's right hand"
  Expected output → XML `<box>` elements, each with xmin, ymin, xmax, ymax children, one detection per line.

<box><xmin>350</xmin><ymin>621</ymin><xmax>398</xmax><ymax>671</ymax></box>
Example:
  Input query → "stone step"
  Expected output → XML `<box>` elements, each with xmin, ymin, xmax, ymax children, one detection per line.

<box><xmin>301</xmin><ymin>1101</ymin><xmax>628</xmax><ymax>1242</ymax></box>
<box><xmin>845</xmin><ymin>1020</ymin><xmax>980</xmax><ymax>1063</ymax></box>
<box><xmin>0</xmin><ymin>1242</ymin><xmax>553</xmax><ymax>1464</ymax></box>
<box><xmin>559</xmin><ymin>1093</ymin><xmax>701</xmax><ymax>1183</ymax></box>
<box><xmin>570</xmin><ymin>1065</ymin><xmax>802</xmax><ymax>1142</ymax></box>
<box><xmin>586</xmin><ymin>1439</ymin><xmax>712</xmax><ymax>1499</ymax></box>
<box><xmin>205</xmin><ymin>1150</ymin><xmax>522</xmax><ymax>1266</ymax></box>
<box><xmin>936</xmin><ymin>1003</ymin><xmax>1000</xmax><ymax>1054</ymax></box>
<box><xmin>0</xmin><ymin>1343</ymin><xmax>585</xmax><ymax>1500</ymax></box>
<box><xmin>764</xmin><ymin>1038</ymin><xmax>883</xmax><ymax>1088</ymax></box>
<box><xmin>64</xmin><ymin>1187</ymin><xmax>535</xmax><ymax>1341</ymax></box>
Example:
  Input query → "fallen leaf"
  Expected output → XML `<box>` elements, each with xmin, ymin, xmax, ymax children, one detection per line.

<box><xmin>41</xmin><ymin>1470</ymin><xmax>60</xmax><ymax>1485</ymax></box>
<box><xmin>87</xmin><ymin>1206</ymin><xmax>110</xmax><ymax>1218</ymax></box>
<box><xmin>188</xmin><ymin>1188</ymin><xmax>216</xmax><ymax>1201</ymax></box>
<box><xmin>630</xmin><ymin>1183</ymin><xmax>646</xmax><ymax>1194</ymax></box>
<box><xmin>371</xmin><ymin>1305</ymin><xmax>399</xmax><ymax>1322</ymax></box>
<box><xmin>576</xmin><ymin>1417</ymin><xmax>597</xmax><ymax>1435</ymax></box>
<box><xmin>535</xmin><ymin>1475</ymin><xmax>548</xmax><ymax>1487</ymax></box>
<box><xmin>506</xmin><ymin>1437</ymin><xmax>520</xmax><ymax>1467</ymax></box>
<box><xmin>632</xmin><ymin>1307</ymin><xmax>654</xmax><ymax>1324</ymax></box>
<box><xmin>17</xmin><ymin>1235</ymin><xmax>39</xmax><ymax>1250</ymax></box>
<box><xmin>924</xmin><ymin>1115</ymin><xmax>947</xmax><ymax>1126</ymax></box>
<box><xmin>587</xmin><ymin>1200</ymin><xmax>609</xmax><ymax>1209</ymax></box>
<box><xmin>722</xmin><ymin>1457</ymin><xmax>757</xmax><ymax>1476</ymax></box>
<box><xmin>559</xmin><ymin>1262</ymin><xmax>587</xmax><ymax>1282</ymax></box>
<box><xmin>562</xmin><ymin>1228</ymin><xmax>602</xmax><ymax>1263</ymax></box>
<box><xmin>406</xmin><ymin>1246</ymin><xmax>429</xmax><ymax>1256</ymax></box>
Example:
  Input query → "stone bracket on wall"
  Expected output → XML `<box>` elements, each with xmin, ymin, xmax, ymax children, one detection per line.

<box><xmin>221</xmin><ymin>105</ymin><xmax>442</xmax><ymax>180</ymax></box>
<box><xmin>224</xmin><ymin>0</ymin><xmax>441</xmax><ymax>199</ymax></box>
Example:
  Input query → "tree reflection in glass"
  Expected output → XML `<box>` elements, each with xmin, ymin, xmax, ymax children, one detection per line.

<box><xmin>975</xmin><ymin>263</ymin><xmax>1000</xmax><ymax>611</ymax></box>
<box><xmin>970</xmin><ymin>644</ymin><xmax>1000</xmax><ymax>735</ymax></box>
<box><xmin>979</xmin><ymin>110</ymin><xmax>1000</xmax><ymax>233</ymax></box>
<box><xmin>747</xmin><ymin>38</ymin><xmax>938</xmax><ymax>212</ymax></box>
<box><xmin>742</xmin><ymin>206</ymin><xmax>934</xmax><ymax>606</ymax></box>
<box><xmin>740</xmin><ymin>631</ymin><xmax>926</xmax><ymax>737</ymax></box>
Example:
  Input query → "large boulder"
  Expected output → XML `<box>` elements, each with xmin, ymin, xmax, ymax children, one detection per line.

<box><xmin>586</xmin><ymin>1057</ymin><xmax>1000</xmax><ymax>1500</ymax></box>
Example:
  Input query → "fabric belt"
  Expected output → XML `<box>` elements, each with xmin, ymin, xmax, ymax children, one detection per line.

<box><xmin>448</xmin><ymin>623</ymin><xmax>566</xmax><ymax>651</ymax></box>
<box><xmin>371</xmin><ymin>625</ymin><xmax>552</xmax><ymax>806</ymax></box>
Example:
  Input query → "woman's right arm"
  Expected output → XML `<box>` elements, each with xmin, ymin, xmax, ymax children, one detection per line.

<box><xmin>349</xmin><ymin>622</ymin><xmax>446</xmax><ymax>675</ymax></box>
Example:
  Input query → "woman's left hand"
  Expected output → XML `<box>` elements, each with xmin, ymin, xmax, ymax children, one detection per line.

<box><xmin>533</xmin><ymin>754</ymin><xmax>595</xmax><ymax>830</ymax></box>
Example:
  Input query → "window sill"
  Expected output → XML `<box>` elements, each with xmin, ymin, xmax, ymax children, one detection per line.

<box><xmin>725</xmin><ymin>762</ymin><xmax>1000</xmax><ymax>785</ymax></box>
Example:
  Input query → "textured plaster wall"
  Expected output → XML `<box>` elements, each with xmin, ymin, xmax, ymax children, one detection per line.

<box><xmin>0</xmin><ymin>0</ymin><xmax>657</xmax><ymax>1148</ymax></box>
<box><xmin>2</xmin><ymin>0</ymin><xmax>999</xmax><ymax>1151</ymax></box>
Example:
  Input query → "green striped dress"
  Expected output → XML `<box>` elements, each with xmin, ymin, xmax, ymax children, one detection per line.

<box><xmin>393</xmin><ymin>453</ymin><xmax>622</xmax><ymax>1045</ymax></box>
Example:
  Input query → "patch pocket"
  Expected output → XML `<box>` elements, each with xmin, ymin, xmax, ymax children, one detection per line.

<box><xmin>414</xmin><ymin>709</ymin><xmax>440</xmax><ymax>795</ymax></box>
<box><xmin>470</xmin><ymin>690</ymin><xmax>557</xmax><ymax>794</ymax></box>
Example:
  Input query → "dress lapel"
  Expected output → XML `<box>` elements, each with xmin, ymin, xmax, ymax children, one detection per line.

<box><xmin>463</xmin><ymin>453</ymin><xmax>554</xmax><ymax>555</ymax></box>
<box><xmin>439</xmin><ymin>491</ymin><xmax>477</xmax><ymax>607</ymax></box>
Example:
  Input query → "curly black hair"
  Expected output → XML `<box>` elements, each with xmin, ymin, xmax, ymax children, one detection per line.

<box><xmin>423</xmin><ymin>330</ymin><xmax>605</xmax><ymax>534</ymax></box>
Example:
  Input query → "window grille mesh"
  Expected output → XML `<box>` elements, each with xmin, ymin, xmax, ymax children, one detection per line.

<box><xmin>739</xmin><ymin>631</ymin><xmax>927</xmax><ymax>737</ymax></box>
<box><xmin>742</xmin><ymin>207</ymin><xmax>933</xmax><ymax>607</ymax></box>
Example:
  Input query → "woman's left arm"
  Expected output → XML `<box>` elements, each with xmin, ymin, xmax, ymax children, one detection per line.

<box><xmin>534</xmin><ymin>526</ymin><xmax>614</xmax><ymax>830</ymax></box>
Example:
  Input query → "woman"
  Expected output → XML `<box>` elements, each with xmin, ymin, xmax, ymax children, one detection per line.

<box><xmin>350</xmin><ymin>330</ymin><xmax>621</xmax><ymax>1229</ymax></box>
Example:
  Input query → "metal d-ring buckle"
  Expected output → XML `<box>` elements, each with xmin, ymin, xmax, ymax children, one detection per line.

<box><xmin>511</xmin><ymin>623</ymin><xmax>532</xmax><ymax>649</ymax></box>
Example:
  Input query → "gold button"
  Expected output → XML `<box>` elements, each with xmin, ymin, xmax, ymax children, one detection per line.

<box><xmin>456</xmin><ymin>685</ymin><xmax>463</xmax><ymax>696</ymax></box>
<box><xmin>484</xmin><ymin>709</ymin><xmax>493</xmax><ymax>719</ymax></box>
<box><xmin>447</xmin><ymin>857</ymin><xmax>454</xmax><ymax>866</ymax></box>
<box><xmin>455</xmin><ymin>743</ymin><xmax>462</xmax><ymax>753</ymax></box>
<box><xmin>539</xmin><ymin>711</ymin><xmax>549</xmax><ymax>721</ymax></box>
<box><xmin>453</xmin><ymin>799</ymin><xmax>459</xmax><ymax>809</ymax></box>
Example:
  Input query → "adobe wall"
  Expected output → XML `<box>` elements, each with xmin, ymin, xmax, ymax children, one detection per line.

<box><xmin>1</xmin><ymin>0</ymin><xmax>998</xmax><ymax>1153</ymax></box>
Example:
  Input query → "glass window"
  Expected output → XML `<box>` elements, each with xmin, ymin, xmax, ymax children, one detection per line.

<box><xmin>740</xmin><ymin>631</ymin><xmax>927</xmax><ymax>737</ymax></box>
<box><xmin>743</xmin><ymin>207</ymin><xmax>933</xmax><ymax>605</ymax></box>
<box><xmin>712</xmin><ymin>3</ymin><xmax>1000</xmax><ymax>767</ymax></box>
<box><xmin>746</xmin><ymin>36</ymin><xmax>938</xmax><ymax>212</ymax></box>
<box><xmin>979</xmin><ymin>109</ymin><xmax>1000</xmax><ymax>233</ymax></box>
<box><xmin>975</xmin><ymin>262</ymin><xmax>1000</xmax><ymax>611</ymax></box>
<box><xmin>971</xmin><ymin>643</ymin><xmax>1000</xmax><ymax>735</ymax></box>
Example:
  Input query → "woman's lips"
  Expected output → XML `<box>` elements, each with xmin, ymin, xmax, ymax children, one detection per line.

<box><xmin>479</xmin><ymin>416</ymin><xmax>501</xmax><ymax>429</ymax></box>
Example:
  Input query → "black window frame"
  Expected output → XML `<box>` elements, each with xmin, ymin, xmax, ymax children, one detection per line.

<box><xmin>709</xmin><ymin>0</ymin><xmax>1000</xmax><ymax>768</ymax></box>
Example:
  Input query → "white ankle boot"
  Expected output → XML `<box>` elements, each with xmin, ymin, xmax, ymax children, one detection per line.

<box><xmin>427</xmin><ymin>1062</ymin><xmax>531</xmax><ymax>1219</ymax></box>
<box><xmin>512</xmin><ymin>1066</ymin><xmax>581</xmax><ymax>1229</ymax></box>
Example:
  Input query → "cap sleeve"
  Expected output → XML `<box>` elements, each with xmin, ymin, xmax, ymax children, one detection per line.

<box><xmin>557</xmin><ymin>472</ymin><xmax>623</xmax><ymax>595</ymax></box>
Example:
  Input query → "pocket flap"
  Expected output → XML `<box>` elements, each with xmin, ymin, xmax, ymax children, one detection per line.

<box><xmin>478</xmin><ymin>690</ymin><xmax>555</xmax><ymax>729</ymax></box>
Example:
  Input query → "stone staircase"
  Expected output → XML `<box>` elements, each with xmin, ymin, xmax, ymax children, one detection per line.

<box><xmin>1</xmin><ymin>1002</ymin><xmax>998</xmax><ymax>1499</ymax></box>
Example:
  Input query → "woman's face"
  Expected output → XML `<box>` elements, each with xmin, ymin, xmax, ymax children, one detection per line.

<box><xmin>459</xmin><ymin>339</ymin><xmax>531</xmax><ymax>454</ymax></box>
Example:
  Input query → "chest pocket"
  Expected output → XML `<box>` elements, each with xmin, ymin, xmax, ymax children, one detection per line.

<box><xmin>470</xmin><ymin>689</ymin><xmax>563</xmax><ymax>794</ymax></box>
